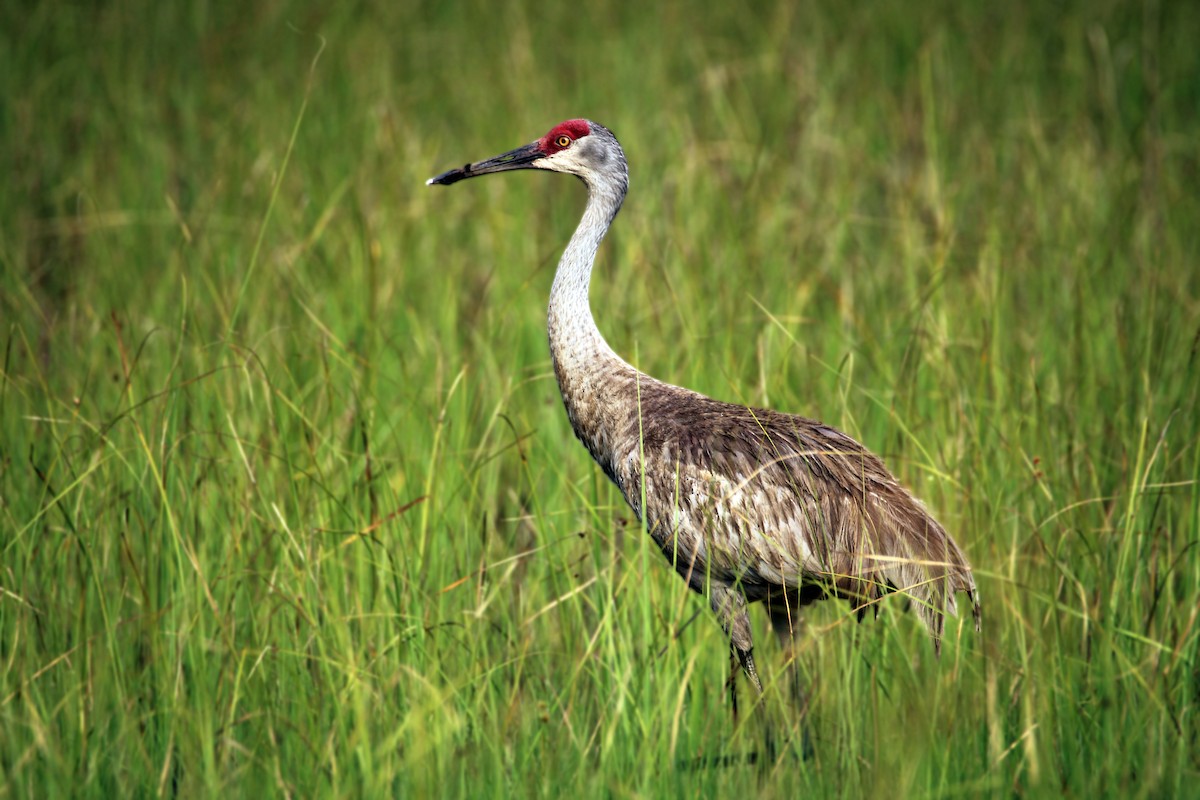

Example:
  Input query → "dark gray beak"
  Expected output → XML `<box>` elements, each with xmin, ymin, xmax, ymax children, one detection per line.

<box><xmin>426</xmin><ymin>142</ymin><xmax>545</xmax><ymax>186</ymax></box>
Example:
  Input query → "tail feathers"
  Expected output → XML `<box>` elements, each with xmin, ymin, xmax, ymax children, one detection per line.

<box><xmin>901</xmin><ymin>523</ymin><xmax>980</xmax><ymax>650</ymax></box>
<box><xmin>857</xmin><ymin>496</ymin><xmax>981</xmax><ymax>650</ymax></box>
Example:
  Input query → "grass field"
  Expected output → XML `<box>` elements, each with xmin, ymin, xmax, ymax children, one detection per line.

<box><xmin>3</xmin><ymin>0</ymin><xmax>1198</xmax><ymax>796</ymax></box>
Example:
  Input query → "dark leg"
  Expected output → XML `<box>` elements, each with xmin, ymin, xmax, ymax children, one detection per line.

<box><xmin>734</xmin><ymin>644</ymin><xmax>763</xmax><ymax>693</ymax></box>
<box><xmin>707</xmin><ymin>585</ymin><xmax>773</xmax><ymax>767</ymax></box>
<box><xmin>767</xmin><ymin>603</ymin><xmax>813</xmax><ymax>758</ymax></box>
<box><xmin>767</xmin><ymin>607</ymin><xmax>807</xmax><ymax>713</ymax></box>
<box><xmin>726</xmin><ymin>648</ymin><xmax>740</xmax><ymax>721</ymax></box>
<box><xmin>710</xmin><ymin>585</ymin><xmax>762</xmax><ymax>692</ymax></box>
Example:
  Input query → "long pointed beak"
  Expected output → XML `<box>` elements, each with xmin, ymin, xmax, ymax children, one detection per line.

<box><xmin>426</xmin><ymin>142</ymin><xmax>545</xmax><ymax>186</ymax></box>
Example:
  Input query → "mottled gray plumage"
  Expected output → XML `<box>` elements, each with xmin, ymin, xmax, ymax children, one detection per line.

<box><xmin>429</xmin><ymin>119</ymin><xmax>980</xmax><ymax>693</ymax></box>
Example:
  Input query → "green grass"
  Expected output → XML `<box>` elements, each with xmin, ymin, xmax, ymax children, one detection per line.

<box><xmin>3</xmin><ymin>0</ymin><xmax>1198</xmax><ymax>796</ymax></box>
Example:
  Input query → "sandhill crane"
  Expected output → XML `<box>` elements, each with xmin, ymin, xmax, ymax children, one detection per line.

<box><xmin>427</xmin><ymin>119</ymin><xmax>980</xmax><ymax>700</ymax></box>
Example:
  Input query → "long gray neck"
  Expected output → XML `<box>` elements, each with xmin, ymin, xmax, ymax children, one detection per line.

<box><xmin>546</xmin><ymin>178</ymin><xmax>639</xmax><ymax>482</ymax></box>
<box><xmin>547</xmin><ymin>180</ymin><xmax>630</xmax><ymax>373</ymax></box>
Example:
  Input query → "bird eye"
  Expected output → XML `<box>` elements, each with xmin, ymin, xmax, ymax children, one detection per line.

<box><xmin>556</xmin><ymin>135</ymin><xmax>571</xmax><ymax>148</ymax></box>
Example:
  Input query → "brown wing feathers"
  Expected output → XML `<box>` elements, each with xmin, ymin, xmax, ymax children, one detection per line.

<box><xmin>622</xmin><ymin>380</ymin><xmax>980</xmax><ymax>646</ymax></box>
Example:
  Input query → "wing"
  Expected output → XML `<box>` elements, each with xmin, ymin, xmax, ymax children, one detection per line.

<box><xmin>616</xmin><ymin>386</ymin><xmax>981</xmax><ymax>646</ymax></box>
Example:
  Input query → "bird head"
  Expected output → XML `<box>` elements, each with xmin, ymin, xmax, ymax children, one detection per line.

<box><xmin>427</xmin><ymin>119</ymin><xmax>627</xmax><ymax>192</ymax></box>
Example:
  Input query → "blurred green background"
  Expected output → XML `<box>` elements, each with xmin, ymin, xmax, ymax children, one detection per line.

<box><xmin>2</xmin><ymin>0</ymin><xmax>1198</xmax><ymax>796</ymax></box>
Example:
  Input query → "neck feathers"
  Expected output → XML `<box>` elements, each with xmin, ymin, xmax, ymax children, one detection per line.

<box><xmin>547</xmin><ymin>175</ymin><xmax>637</xmax><ymax>482</ymax></box>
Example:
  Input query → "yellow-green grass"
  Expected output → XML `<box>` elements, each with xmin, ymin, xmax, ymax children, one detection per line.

<box><xmin>2</xmin><ymin>0</ymin><xmax>1197</xmax><ymax>795</ymax></box>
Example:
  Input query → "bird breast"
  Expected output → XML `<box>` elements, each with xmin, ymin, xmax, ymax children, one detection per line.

<box><xmin>615</xmin><ymin>437</ymin><xmax>829</xmax><ymax>597</ymax></box>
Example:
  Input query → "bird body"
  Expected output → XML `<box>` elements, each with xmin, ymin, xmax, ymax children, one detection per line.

<box><xmin>429</xmin><ymin>119</ymin><xmax>979</xmax><ymax>690</ymax></box>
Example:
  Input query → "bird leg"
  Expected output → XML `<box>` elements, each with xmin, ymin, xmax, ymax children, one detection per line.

<box><xmin>767</xmin><ymin>607</ymin><xmax>807</xmax><ymax>714</ymax></box>
<box><xmin>711</xmin><ymin>585</ymin><xmax>763</xmax><ymax>698</ymax></box>
<box><xmin>725</xmin><ymin>643</ymin><xmax>764</xmax><ymax>721</ymax></box>
<box><xmin>711</xmin><ymin>585</ymin><xmax>792</xmax><ymax>766</ymax></box>
<box><xmin>726</xmin><ymin>648</ymin><xmax>740</xmax><ymax>721</ymax></box>
<box><xmin>735</xmin><ymin>645</ymin><xmax>762</xmax><ymax>693</ymax></box>
<box><xmin>768</xmin><ymin>605</ymin><xmax>814</xmax><ymax>758</ymax></box>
